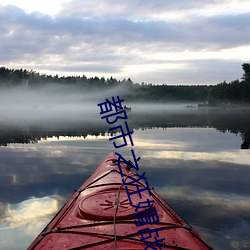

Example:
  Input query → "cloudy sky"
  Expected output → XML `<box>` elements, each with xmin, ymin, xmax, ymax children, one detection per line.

<box><xmin>0</xmin><ymin>0</ymin><xmax>250</xmax><ymax>85</ymax></box>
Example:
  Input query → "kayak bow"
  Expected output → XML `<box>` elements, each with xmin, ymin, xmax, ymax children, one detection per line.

<box><xmin>28</xmin><ymin>152</ymin><xmax>213</xmax><ymax>249</ymax></box>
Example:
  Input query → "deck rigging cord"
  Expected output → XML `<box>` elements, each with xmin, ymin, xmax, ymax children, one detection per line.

<box><xmin>30</xmin><ymin>165</ymin><xmax>213</xmax><ymax>249</ymax></box>
<box><xmin>113</xmin><ymin>169</ymin><xmax>132</xmax><ymax>249</ymax></box>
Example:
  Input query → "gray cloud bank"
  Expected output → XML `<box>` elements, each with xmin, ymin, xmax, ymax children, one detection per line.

<box><xmin>0</xmin><ymin>0</ymin><xmax>250</xmax><ymax>84</ymax></box>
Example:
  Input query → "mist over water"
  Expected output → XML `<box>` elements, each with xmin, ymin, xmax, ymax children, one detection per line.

<box><xmin>0</xmin><ymin>85</ymin><xmax>97</xmax><ymax>122</ymax></box>
<box><xmin>1</xmin><ymin>84</ymin><xmax>249</xmax><ymax>148</ymax></box>
<box><xmin>0</xmin><ymin>84</ymin><xmax>198</xmax><ymax>124</ymax></box>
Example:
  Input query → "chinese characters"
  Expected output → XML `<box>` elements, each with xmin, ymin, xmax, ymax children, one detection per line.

<box><xmin>97</xmin><ymin>96</ymin><xmax>165</xmax><ymax>250</ymax></box>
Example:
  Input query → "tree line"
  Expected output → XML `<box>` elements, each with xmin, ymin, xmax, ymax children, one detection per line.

<box><xmin>208</xmin><ymin>63</ymin><xmax>250</xmax><ymax>105</ymax></box>
<box><xmin>0</xmin><ymin>63</ymin><xmax>249</xmax><ymax>104</ymax></box>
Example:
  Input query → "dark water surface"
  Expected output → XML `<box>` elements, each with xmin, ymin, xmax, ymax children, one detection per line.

<box><xmin>0</xmin><ymin>105</ymin><xmax>250</xmax><ymax>249</ymax></box>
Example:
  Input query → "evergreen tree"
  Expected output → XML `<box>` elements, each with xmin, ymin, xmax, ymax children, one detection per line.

<box><xmin>242</xmin><ymin>63</ymin><xmax>250</xmax><ymax>83</ymax></box>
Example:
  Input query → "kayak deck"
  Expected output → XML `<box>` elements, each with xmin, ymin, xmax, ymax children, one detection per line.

<box><xmin>28</xmin><ymin>152</ymin><xmax>213</xmax><ymax>249</ymax></box>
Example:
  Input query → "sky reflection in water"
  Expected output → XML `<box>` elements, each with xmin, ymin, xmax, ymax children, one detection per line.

<box><xmin>0</xmin><ymin>126</ymin><xmax>250</xmax><ymax>249</ymax></box>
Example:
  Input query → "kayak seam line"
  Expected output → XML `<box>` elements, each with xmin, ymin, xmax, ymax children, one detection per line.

<box><xmin>56</xmin><ymin>226</ymin><xmax>190</xmax><ymax>250</ymax></box>
<box><xmin>113</xmin><ymin>176</ymin><xmax>124</xmax><ymax>250</ymax></box>
<box><xmin>56</xmin><ymin>221</ymin><xmax>182</xmax><ymax>230</ymax></box>
<box><xmin>54</xmin><ymin>224</ymin><xmax>190</xmax><ymax>235</ymax></box>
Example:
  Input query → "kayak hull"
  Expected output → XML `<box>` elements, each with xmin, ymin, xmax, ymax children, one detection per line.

<box><xmin>28</xmin><ymin>152</ymin><xmax>213</xmax><ymax>249</ymax></box>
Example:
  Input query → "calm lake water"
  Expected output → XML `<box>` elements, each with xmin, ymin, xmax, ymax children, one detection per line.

<box><xmin>0</xmin><ymin>104</ymin><xmax>250</xmax><ymax>249</ymax></box>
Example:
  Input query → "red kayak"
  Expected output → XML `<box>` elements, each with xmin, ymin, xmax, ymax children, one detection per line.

<box><xmin>28</xmin><ymin>152</ymin><xmax>213</xmax><ymax>249</ymax></box>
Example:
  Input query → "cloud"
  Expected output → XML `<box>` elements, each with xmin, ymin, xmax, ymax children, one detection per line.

<box><xmin>3</xmin><ymin>4</ymin><xmax>249</xmax><ymax>48</ymax></box>
<box><xmin>58</xmin><ymin>0</ymin><xmax>246</xmax><ymax>19</ymax></box>
<box><xmin>0</xmin><ymin>196</ymin><xmax>59</xmax><ymax>229</ymax></box>
<box><xmin>0</xmin><ymin>1</ymin><xmax>250</xmax><ymax>84</ymax></box>
<box><xmin>0</xmin><ymin>196</ymin><xmax>62</xmax><ymax>249</ymax></box>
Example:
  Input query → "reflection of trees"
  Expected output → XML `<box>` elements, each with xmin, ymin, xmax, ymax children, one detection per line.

<box><xmin>0</xmin><ymin>132</ymin><xmax>38</xmax><ymax>146</ymax></box>
<box><xmin>241</xmin><ymin>134</ymin><xmax>250</xmax><ymax>149</ymax></box>
<box><xmin>0</xmin><ymin>122</ymin><xmax>110</xmax><ymax>146</ymax></box>
<box><xmin>0</xmin><ymin>109</ymin><xmax>250</xmax><ymax>149</ymax></box>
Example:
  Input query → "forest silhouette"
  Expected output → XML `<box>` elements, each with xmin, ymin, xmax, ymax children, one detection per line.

<box><xmin>0</xmin><ymin>63</ymin><xmax>250</xmax><ymax>104</ymax></box>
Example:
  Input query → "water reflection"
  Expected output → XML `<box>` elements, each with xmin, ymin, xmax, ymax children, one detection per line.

<box><xmin>0</xmin><ymin>107</ymin><xmax>250</xmax><ymax>149</ymax></box>
<box><xmin>0</xmin><ymin>196</ymin><xmax>62</xmax><ymax>250</ymax></box>
<box><xmin>1</xmin><ymin>196</ymin><xmax>59</xmax><ymax>228</ymax></box>
<box><xmin>0</xmin><ymin>108</ymin><xmax>250</xmax><ymax>249</ymax></box>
